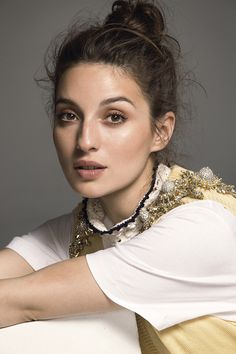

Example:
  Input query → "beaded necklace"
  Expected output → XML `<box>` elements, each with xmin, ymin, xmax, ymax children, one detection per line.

<box><xmin>69</xmin><ymin>165</ymin><xmax>236</xmax><ymax>258</ymax></box>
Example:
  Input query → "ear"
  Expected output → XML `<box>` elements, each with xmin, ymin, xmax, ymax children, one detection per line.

<box><xmin>150</xmin><ymin>111</ymin><xmax>175</xmax><ymax>153</ymax></box>
<box><xmin>151</xmin><ymin>111</ymin><xmax>175</xmax><ymax>152</ymax></box>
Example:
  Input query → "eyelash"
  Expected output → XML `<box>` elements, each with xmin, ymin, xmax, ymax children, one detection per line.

<box><xmin>55</xmin><ymin>111</ymin><xmax>127</xmax><ymax>125</ymax></box>
<box><xmin>106</xmin><ymin>112</ymin><xmax>127</xmax><ymax>125</ymax></box>
<box><xmin>55</xmin><ymin>112</ymin><xmax>77</xmax><ymax>122</ymax></box>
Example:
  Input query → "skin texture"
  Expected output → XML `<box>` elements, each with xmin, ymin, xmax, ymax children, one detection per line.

<box><xmin>0</xmin><ymin>256</ymin><xmax>119</xmax><ymax>328</ymax></box>
<box><xmin>54</xmin><ymin>63</ymin><xmax>175</xmax><ymax>223</ymax></box>
<box><xmin>0</xmin><ymin>63</ymin><xmax>175</xmax><ymax>328</ymax></box>
<box><xmin>0</xmin><ymin>249</ymin><xmax>34</xmax><ymax>279</ymax></box>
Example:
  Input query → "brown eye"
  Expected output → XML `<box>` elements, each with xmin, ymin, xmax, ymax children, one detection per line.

<box><xmin>56</xmin><ymin>112</ymin><xmax>78</xmax><ymax>121</ymax></box>
<box><xmin>106</xmin><ymin>113</ymin><xmax>127</xmax><ymax>124</ymax></box>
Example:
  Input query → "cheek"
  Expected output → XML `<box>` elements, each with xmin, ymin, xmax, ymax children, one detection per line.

<box><xmin>108</xmin><ymin>125</ymin><xmax>153</xmax><ymax>159</ymax></box>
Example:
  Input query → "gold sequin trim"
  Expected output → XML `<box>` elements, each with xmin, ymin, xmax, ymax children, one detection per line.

<box><xmin>141</xmin><ymin>168</ymin><xmax>236</xmax><ymax>231</ymax></box>
<box><xmin>69</xmin><ymin>167</ymin><xmax>236</xmax><ymax>258</ymax></box>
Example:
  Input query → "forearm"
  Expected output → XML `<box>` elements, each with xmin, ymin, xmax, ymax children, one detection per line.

<box><xmin>0</xmin><ymin>256</ymin><xmax>118</xmax><ymax>328</ymax></box>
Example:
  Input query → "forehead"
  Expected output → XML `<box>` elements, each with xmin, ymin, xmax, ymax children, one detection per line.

<box><xmin>56</xmin><ymin>63</ymin><xmax>146</xmax><ymax>103</ymax></box>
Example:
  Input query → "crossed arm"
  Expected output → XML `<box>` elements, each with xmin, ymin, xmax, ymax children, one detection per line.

<box><xmin>0</xmin><ymin>249</ymin><xmax>119</xmax><ymax>329</ymax></box>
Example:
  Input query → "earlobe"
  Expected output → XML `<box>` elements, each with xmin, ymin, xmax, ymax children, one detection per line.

<box><xmin>151</xmin><ymin>112</ymin><xmax>175</xmax><ymax>152</ymax></box>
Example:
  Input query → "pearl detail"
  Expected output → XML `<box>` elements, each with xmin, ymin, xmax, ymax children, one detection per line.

<box><xmin>161</xmin><ymin>180</ymin><xmax>175</xmax><ymax>193</ymax></box>
<box><xmin>198</xmin><ymin>167</ymin><xmax>214</xmax><ymax>181</ymax></box>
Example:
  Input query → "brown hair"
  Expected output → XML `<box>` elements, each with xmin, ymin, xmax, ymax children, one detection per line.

<box><xmin>43</xmin><ymin>0</ymin><xmax>182</xmax><ymax>164</ymax></box>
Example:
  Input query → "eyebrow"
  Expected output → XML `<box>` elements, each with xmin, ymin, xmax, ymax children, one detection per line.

<box><xmin>55</xmin><ymin>98</ymin><xmax>83</xmax><ymax>117</ymax></box>
<box><xmin>55</xmin><ymin>96</ymin><xmax>136</xmax><ymax>109</ymax></box>
<box><xmin>100</xmin><ymin>96</ymin><xmax>136</xmax><ymax>108</ymax></box>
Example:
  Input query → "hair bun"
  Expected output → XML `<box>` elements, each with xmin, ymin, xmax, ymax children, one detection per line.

<box><xmin>104</xmin><ymin>0</ymin><xmax>165</xmax><ymax>40</ymax></box>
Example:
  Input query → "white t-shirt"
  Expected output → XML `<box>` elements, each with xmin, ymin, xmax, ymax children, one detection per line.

<box><xmin>7</xmin><ymin>200</ymin><xmax>236</xmax><ymax>330</ymax></box>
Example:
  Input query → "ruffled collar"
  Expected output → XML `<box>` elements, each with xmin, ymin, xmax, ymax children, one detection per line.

<box><xmin>82</xmin><ymin>164</ymin><xmax>171</xmax><ymax>248</ymax></box>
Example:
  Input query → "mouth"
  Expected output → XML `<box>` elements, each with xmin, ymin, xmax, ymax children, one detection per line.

<box><xmin>76</xmin><ymin>166</ymin><xmax>105</xmax><ymax>170</ymax></box>
<box><xmin>74</xmin><ymin>160</ymin><xmax>106</xmax><ymax>169</ymax></box>
<box><xmin>73</xmin><ymin>160</ymin><xmax>107</xmax><ymax>180</ymax></box>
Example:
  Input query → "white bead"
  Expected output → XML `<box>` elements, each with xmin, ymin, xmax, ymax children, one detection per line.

<box><xmin>198</xmin><ymin>167</ymin><xmax>214</xmax><ymax>181</ymax></box>
<box><xmin>140</xmin><ymin>209</ymin><xmax>149</xmax><ymax>221</ymax></box>
<box><xmin>161</xmin><ymin>180</ymin><xmax>175</xmax><ymax>193</ymax></box>
<box><xmin>127</xmin><ymin>222</ymin><xmax>136</xmax><ymax>230</ymax></box>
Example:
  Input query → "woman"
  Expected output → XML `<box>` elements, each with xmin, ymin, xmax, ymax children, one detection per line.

<box><xmin>1</xmin><ymin>0</ymin><xmax>236</xmax><ymax>353</ymax></box>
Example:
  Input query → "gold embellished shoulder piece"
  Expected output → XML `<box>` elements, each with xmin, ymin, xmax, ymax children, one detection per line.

<box><xmin>69</xmin><ymin>165</ymin><xmax>236</xmax><ymax>258</ymax></box>
<box><xmin>141</xmin><ymin>165</ymin><xmax>236</xmax><ymax>231</ymax></box>
<box><xmin>69</xmin><ymin>202</ymin><xmax>104</xmax><ymax>258</ymax></box>
<box><xmin>69</xmin><ymin>203</ymin><xmax>94</xmax><ymax>258</ymax></box>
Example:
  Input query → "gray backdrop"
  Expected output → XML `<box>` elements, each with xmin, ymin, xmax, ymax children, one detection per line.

<box><xmin>1</xmin><ymin>0</ymin><xmax>235</xmax><ymax>247</ymax></box>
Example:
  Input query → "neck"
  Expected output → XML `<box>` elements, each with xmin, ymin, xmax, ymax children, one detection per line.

<box><xmin>99</xmin><ymin>160</ymin><xmax>155</xmax><ymax>225</ymax></box>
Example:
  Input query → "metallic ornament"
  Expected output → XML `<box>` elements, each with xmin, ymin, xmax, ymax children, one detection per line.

<box><xmin>198</xmin><ymin>167</ymin><xmax>214</xmax><ymax>181</ymax></box>
<box><xmin>161</xmin><ymin>180</ymin><xmax>175</xmax><ymax>193</ymax></box>
<box><xmin>127</xmin><ymin>222</ymin><xmax>136</xmax><ymax>230</ymax></box>
<box><xmin>141</xmin><ymin>167</ymin><xmax>236</xmax><ymax>231</ymax></box>
<box><xmin>69</xmin><ymin>166</ymin><xmax>236</xmax><ymax>258</ymax></box>
<box><xmin>139</xmin><ymin>209</ymin><xmax>149</xmax><ymax>221</ymax></box>
<box><xmin>69</xmin><ymin>206</ymin><xmax>94</xmax><ymax>258</ymax></box>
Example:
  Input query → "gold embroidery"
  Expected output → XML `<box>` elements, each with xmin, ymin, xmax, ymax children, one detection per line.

<box><xmin>69</xmin><ymin>205</ymin><xmax>94</xmax><ymax>258</ymax></box>
<box><xmin>142</xmin><ymin>167</ymin><xmax>236</xmax><ymax>231</ymax></box>
<box><xmin>69</xmin><ymin>166</ymin><xmax>236</xmax><ymax>258</ymax></box>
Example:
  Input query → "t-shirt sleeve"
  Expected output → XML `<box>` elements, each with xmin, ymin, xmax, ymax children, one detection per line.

<box><xmin>86</xmin><ymin>200</ymin><xmax>236</xmax><ymax>330</ymax></box>
<box><xmin>6</xmin><ymin>212</ymin><xmax>73</xmax><ymax>270</ymax></box>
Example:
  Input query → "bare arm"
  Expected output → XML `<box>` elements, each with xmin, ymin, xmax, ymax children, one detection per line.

<box><xmin>0</xmin><ymin>249</ymin><xmax>34</xmax><ymax>279</ymax></box>
<box><xmin>0</xmin><ymin>256</ymin><xmax>120</xmax><ymax>328</ymax></box>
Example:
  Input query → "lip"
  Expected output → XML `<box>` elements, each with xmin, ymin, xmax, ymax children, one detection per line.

<box><xmin>73</xmin><ymin>160</ymin><xmax>107</xmax><ymax>169</ymax></box>
<box><xmin>73</xmin><ymin>160</ymin><xmax>107</xmax><ymax>180</ymax></box>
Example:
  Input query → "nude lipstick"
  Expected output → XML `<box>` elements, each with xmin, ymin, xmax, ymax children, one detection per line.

<box><xmin>73</xmin><ymin>160</ymin><xmax>107</xmax><ymax>179</ymax></box>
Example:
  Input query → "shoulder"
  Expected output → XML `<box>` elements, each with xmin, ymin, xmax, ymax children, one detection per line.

<box><xmin>142</xmin><ymin>196</ymin><xmax>236</xmax><ymax>244</ymax></box>
<box><xmin>154</xmin><ymin>199</ymin><xmax>236</xmax><ymax>246</ymax></box>
<box><xmin>31</xmin><ymin>210</ymin><xmax>75</xmax><ymax>252</ymax></box>
<box><xmin>158</xmin><ymin>198</ymin><xmax>235</xmax><ymax>229</ymax></box>
<box><xmin>6</xmin><ymin>210</ymin><xmax>75</xmax><ymax>269</ymax></box>
<box><xmin>150</xmin><ymin>164</ymin><xmax>236</xmax><ymax>226</ymax></box>
<box><xmin>41</xmin><ymin>211</ymin><xmax>74</xmax><ymax>237</ymax></box>
<box><xmin>112</xmin><ymin>200</ymin><xmax>236</xmax><ymax>277</ymax></box>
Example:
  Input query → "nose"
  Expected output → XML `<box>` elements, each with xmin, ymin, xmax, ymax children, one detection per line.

<box><xmin>76</xmin><ymin>119</ymin><xmax>100</xmax><ymax>152</ymax></box>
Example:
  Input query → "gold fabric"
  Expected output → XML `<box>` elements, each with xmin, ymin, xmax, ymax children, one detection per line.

<box><xmin>137</xmin><ymin>315</ymin><xmax>236</xmax><ymax>354</ymax></box>
<box><xmin>136</xmin><ymin>314</ymin><xmax>171</xmax><ymax>354</ymax></box>
<box><xmin>168</xmin><ymin>165</ymin><xmax>236</xmax><ymax>217</ymax></box>
<box><xmin>72</xmin><ymin>165</ymin><xmax>236</xmax><ymax>353</ymax></box>
<box><xmin>159</xmin><ymin>316</ymin><xmax>236</xmax><ymax>354</ymax></box>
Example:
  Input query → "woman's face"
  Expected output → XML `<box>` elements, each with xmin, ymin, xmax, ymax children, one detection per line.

<box><xmin>54</xmin><ymin>63</ymin><xmax>167</xmax><ymax>199</ymax></box>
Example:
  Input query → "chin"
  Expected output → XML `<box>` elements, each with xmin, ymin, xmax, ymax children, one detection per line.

<box><xmin>70</xmin><ymin>183</ymin><xmax>105</xmax><ymax>199</ymax></box>
<box><xmin>64</xmin><ymin>174</ymin><xmax>101</xmax><ymax>198</ymax></box>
